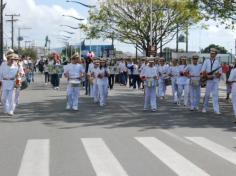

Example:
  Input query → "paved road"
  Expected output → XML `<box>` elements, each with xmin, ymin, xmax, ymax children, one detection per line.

<box><xmin>0</xmin><ymin>74</ymin><xmax>236</xmax><ymax>176</ymax></box>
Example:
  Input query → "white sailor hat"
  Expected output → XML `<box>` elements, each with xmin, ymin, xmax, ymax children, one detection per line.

<box><xmin>7</xmin><ymin>53</ymin><xmax>19</xmax><ymax>60</ymax></box>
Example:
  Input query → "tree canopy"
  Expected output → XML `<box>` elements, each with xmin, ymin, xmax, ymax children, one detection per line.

<box><xmin>196</xmin><ymin>0</ymin><xmax>236</xmax><ymax>29</ymax></box>
<box><xmin>81</xmin><ymin>0</ymin><xmax>203</xmax><ymax>56</ymax></box>
<box><xmin>201</xmin><ymin>44</ymin><xmax>228</xmax><ymax>54</ymax></box>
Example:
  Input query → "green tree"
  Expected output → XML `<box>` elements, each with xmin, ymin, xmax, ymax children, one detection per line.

<box><xmin>81</xmin><ymin>0</ymin><xmax>202</xmax><ymax>56</ymax></box>
<box><xmin>201</xmin><ymin>44</ymin><xmax>228</xmax><ymax>54</ymax></box>
<box><xmin>61</xmin><ymin>45</ymin><xmax>80</xmax><ymax>59</ymax></box>
<box><xmin>195</xmin><ymin>0</ymin><xmax>236</xmax><ymax>29</ymax></box>
<box><xmin>15</xmin><ymin>48</ymin><xmax>37</xmax><ymax>60</ymax></box>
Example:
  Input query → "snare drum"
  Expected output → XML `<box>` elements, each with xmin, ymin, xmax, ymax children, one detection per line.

<box><xmin>69</xmin><ymin>79</ymin><xmax>81</xmax><ymax>87</ymax></box>
<box><xmin>191</xmin><ymin>79</ymin><xmax>200</xmax><ymax>87</ymax></box>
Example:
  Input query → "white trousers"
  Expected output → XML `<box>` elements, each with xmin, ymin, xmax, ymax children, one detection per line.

<box><xmin>1</xmin><ymin>88</ymin><xmax>16</xmax><ymax>113</ymax></box>
<box><xmin>158</xmin><ymin>79</ymin><xmax>166</xmax><ymax>97</ymax></box>
<box><xmin>189</xmin><ymin>85</ymin><xmax>201</xmax><ymax>109</ymax></box>
<box><xmin>178</xmin><ymin>84</ymin><xmax>189</xmax><ymax>106</ymax></box>
<box><xmin>67</xmin><ymin>85</ymin><xmax>80</xmax><ymax>108</ymax></box>
<box><xmin>232</xmin><ymin>91</ymin><xmax>236</xmax><ymax>118</ymax></box>
<box><xmin>203</xmin><ymin>80</ymin><xmax>219</xmax><ymax>112</ymax></box>
<box><xmin>144</xmin><ymin>86</ymin><xmax>157</xmax><ymax>110</ymax></box>
<box><xmin>93</xmin><ymin>83</ymin><xmax>99</xmax><ymax>103</ymax></box>
<box><xmin>98</xmin><ymin>83</ymin><xmax>107</xmax><ymax>106</ymax></box>
<box><xmin>15</xmin><ymin>88</ymin><xmax>20</xmax><ymax>106</ymax></box>
<box><xmin>171</xmin><ymin>78</ymin><xmax>178</xmax><ymax>102</ymax></box>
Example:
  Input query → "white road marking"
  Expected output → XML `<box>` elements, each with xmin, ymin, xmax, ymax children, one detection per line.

<box><xmin>17</xmin><ymin>139</ymin><xmax>50</xmax><ymax>176</ymax></box>
<box><xmin>82</xmin><ymin>138</ymin><xmax>129</xmax><ymax>176</ymax></box>
<box><xmin>186</xmin><ymin>137</ymin><xmax>236</xmax><ymax>165</ymax></box>
<box><xmin>135</xmin><ymin>137</ymin><xmax>210</xmax><ymax>176</ymax></box>
<box><xmin>159</xmin><ymin>130</ymin><xmax>193</xmax><ymax>145</ymax></box>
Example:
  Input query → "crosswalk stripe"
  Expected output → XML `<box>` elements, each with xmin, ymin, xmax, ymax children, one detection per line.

<box><xmin>17</xmin><ymin>139</ymin><xmax>50</xmax><ymax>176</ymax></box>
<box><xmin>135</xmin><ymin>137</ymin><xmax>210</xmax><ymax>176</ymax></box>
<box><xmin>81</xmin><ymin>138</ymin><xmax>129</xmax><ymax>176</ymax></box>
<box><xmin>186</xmin><ymin>137</ymin><xmax>236</xmax><ymax>165</ymax></box>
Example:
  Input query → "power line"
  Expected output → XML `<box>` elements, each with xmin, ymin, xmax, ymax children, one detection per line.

<box><xmin>5</xmin><ymin>13</ymin><xmax>20</xmax><ymax>49</ymax></box>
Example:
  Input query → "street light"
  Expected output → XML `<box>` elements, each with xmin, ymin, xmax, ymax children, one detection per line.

<box><xmin>66</xmin><ymin>0</ymin><xmax>96</xmax><ymax>8</ymax></box>
<box><xmin>62</xmin><ymin>14</ymin><xmax>84</xmax><ymax>21</ymax></box>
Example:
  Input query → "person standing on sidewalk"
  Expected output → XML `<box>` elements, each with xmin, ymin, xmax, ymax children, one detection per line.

<box><xmin>201</xmin><ymin>48</ymin><xmax>222</xmax><ymax>114</ymax></box>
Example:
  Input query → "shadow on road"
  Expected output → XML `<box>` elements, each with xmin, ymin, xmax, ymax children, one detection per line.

<box><xmin>0</xmin><ymin>87</ymin><xmax>235</xmax><ymax>133</ymax></box>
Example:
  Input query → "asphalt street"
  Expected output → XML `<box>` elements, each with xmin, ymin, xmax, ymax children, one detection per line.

<box><xmin>0</xmin><ymin>74</ymin><xmax>236</xmax><ymax>176</ymax></box>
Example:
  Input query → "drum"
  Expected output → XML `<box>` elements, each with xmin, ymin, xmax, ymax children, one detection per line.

<box><xmin>191</xmin><ymin>79</ymin><xmax>200</xmax><ymax>87</ymax></box>
<box><xmin>164</xmin><ymin>78</ymin><xmax>171</xmax><ymax>86</ymax></box>
<box><xmin>69</xmin><ymin>79</ymin><xmax>81</xmax><ymax>87</ymax></box>
<box><xmin>146</xmin><ymin>78</ymin><xmax>155</xmax><ymax>87</ymax></box>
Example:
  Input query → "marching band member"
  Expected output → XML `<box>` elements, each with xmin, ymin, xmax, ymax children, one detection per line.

<box><xmin>157</xmin><ymin>57</ymin><xmax>169</xmax><ymax>99</ymax></box>
<box><xmin>14</xmin><ymin>56</ymin><xmax>25</xmax><ymax>107</ymax></box>
<box><xmin>64</xmin><ymin>54</ymin><xmax>84</xmax><ymax>111</ymax></box>
<box><xmin>141</xmin><ymin>58</ymin><xmax>158</xmax><ymax>112</ymax></box>
<box><xmin>169</xmin><ymin>58</ymin><xmax>179</xmax><ymax>104</ymax></box>
<box><xmin>227</xmin><ymin>57</ymin><xmax>236</xmax><ymax>123</ymax></box>
<box><xmin>0</xmin><ymin>53</ymin><xmax>19</xmax><ymax>115</ymax></box>
<box><xmin>88</xmin><ymin>59</ymin><xmax>100</xmax><ymax>103</ymax></box>
<box><xmin>97</xmin><ymin>58</ymin><xmax>110</xmax><ymax>107</ymax></box>
<box><xmin>177</xmin><ymin>56</ymin><xmax>189</xmax><ymax>106</ymax></box>
<box><xmin>186</xmin><ymin>55</ymin><xmax>202</xmax><ymax>111</ymax></box>
<box><xmin>201</xmin><ymin>48</ymin><xmax>222</xmax><ymax>114</ymax></box>
<box><xmin>88</xmin><ymin>59</ymin><xmax>94</xmax><ymax>97</ymax></box>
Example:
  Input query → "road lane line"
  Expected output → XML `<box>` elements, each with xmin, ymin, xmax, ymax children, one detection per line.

<box><xmin>186</xmin><ymin>137</ymin><xmax>236</xmax><ymax>165</ymax></box>
<box><xmin>81</xmin><ymin>138</ymin><xmax>129</xmax><ymax>176</ymax></box>
<box><xmin>17</xmin><ymin>139</ymin><xmax>50</xmax><ymax>176</ymax></box>
<box><xmin>159</xmin><ymin>130</ymin><xmax>193</xmax><ymax>145</ymax></box>
<box><xmin>135</xmin><ymin>137</ymin><xmax>210</xmax><ymax>176</ymax></box>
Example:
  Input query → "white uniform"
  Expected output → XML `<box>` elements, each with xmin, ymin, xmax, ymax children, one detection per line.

<box><xmin>186</xmin><ymin>64</ymin><xmax>202</xmax><ymax>110</ymax></box>
<box><xmin>0</xmin><ymin>63</ymin><xmax>18</xmax><ymax>114</ymax></box>
<box><xmin>15</xmin><ymin>62</ymin><xmax>25</xmax><ymax>106</ymax></box>
<box><xmin>141</xmin><ymin>65</ymin><xmax>158</xmax><ymax>110</ymax></box>
<box><xmin>228</xmin><ymin>67</ymin><xmax>236</xmax><ymax>118</ymax></box>
<box><xmin>201</xmin><ymin>58</ymin><xmax>222</xmax><ymax>113</ymax></box>
<box><xmin>169</xmin><ymin>65</ymin><xmax>179</xmax><ymax>103</ymax></box>
<box><xmin>88</xmin><ymin>63</ymin><xmax>94</xmax><ymax>97</ymax></box>
<box><xmin>90</xmin><ymin>66</ymin><xmax>100</xmax><ymax>103</ymax></box>
<box><xmin>65</xmin><ymin>63</ymin><xmax>84</xmax><ymax>110</ymax></box>
<box><xmin>157</xmin><ymin>64</ymin><xmax>169</xmax><ymax>98</ymax></box>
<box><xmin>177</xmin><ymin>65</ymin><xmax>189</xmax><ymax>106</ymax></box>
<box><xmin>97</xmin><ymin>67</ymin><xmax>110</xmax><ymax>106</ymax></box>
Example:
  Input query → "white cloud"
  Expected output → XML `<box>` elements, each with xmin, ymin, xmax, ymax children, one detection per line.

<box><xmin>4</xmin><ymin>0</ymin><xmax>84</xmax><ymax>48</ymax></box>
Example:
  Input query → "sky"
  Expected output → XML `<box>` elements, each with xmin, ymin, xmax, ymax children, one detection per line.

<box><xmin>4</xmin><ymin>0</ymin><xmax>236</xmax><ymax>55</ymax></box>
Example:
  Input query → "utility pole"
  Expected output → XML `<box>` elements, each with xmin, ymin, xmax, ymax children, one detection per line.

<box><xmin>5</xmin><ymin>14</ymin><xmax>20</xmax><ymax>49</ymax></box>
<box><xmin>186</xmin><ymin>24</ymin><xmax>189</xmax><ymax>53</ymax></box>
<box><xmin>176</xmin><ymin>23</ymin><xmax>179</xmax><ymax>53</ymax></box>
<box><xmin>18</xmin><ymin>27</ymin><xmax>31</xmax><ymax>51</ymax></box>
<box><xmin>0</xmin><ymin>0</ymin><xmax>6</xmax><ymax>64</ymax></box>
